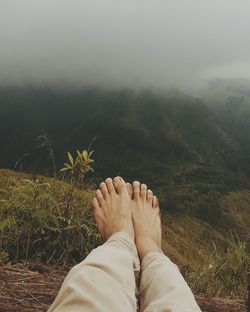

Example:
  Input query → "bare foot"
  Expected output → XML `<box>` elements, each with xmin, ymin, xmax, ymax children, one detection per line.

<box><xmin>130</xmin><ymin>181</ymin><xmax>161</xmax><ymax>261</ymax></box>
<box><xmin>92</xmin><ymin>177</ymin><xmax>134</xmax><ymax>241</ymax></box>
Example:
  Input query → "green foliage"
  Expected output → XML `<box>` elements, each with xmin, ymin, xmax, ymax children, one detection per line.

<box><xmin>0</xmin><ymin>175</ymin><xmax>100</xmax><ymax>265</ymax></box>
<box><xmin>60</xmin><ymin>150</ymin><xmax>94</xmax><ymax>181</ymax></box>
<box><xmin>0</xmin><ymin>179</ymin><xmax>59</xmax><ymax>260</ymax></box>
<box><xmin>186</xmin><ymin>235</ymin><xmax>250</xmax><ymax>300</ymax></box>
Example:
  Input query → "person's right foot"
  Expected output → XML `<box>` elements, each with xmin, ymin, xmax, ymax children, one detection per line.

<box><xmin>92</xmin><ymin>177</ymin><xmax>134</xmax><ymax>241</ymax></box>
<box><xmin>130</xmin><ymin>181</ymin><xmax>162</xmax><ymax>261</ymax></box>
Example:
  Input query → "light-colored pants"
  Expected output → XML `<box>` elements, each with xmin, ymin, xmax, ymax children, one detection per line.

<box><xmin>48</xmin><ymin>232</ymin><xmax>201</xmax><ymax>312</ymax></box>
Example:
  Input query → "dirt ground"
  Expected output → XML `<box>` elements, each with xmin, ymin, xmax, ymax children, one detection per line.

<box><xmin>0</xmin><ymin>263</ymin><xmax>247</xmax><ymax>312</ymax></box>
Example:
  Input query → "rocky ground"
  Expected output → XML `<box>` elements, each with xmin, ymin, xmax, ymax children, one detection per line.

<box><xmin>0</xmin><ymin>264</ymin><xmax>247</xmax><ymax>312</ymax></box>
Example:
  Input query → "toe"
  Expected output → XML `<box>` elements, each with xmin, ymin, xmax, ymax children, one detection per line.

<box><xmin>113</xmin><ymin>176</ymin><xmax>127</xmax><ymax>194</ymax></box>
<box><xmin>141</xmin><ymin>183</ymin><xmax>147</xmax><ymax>200</ymax></box>
<box><xmin>133</xmin><ymin>181</ymin><xmax>140</xmax><ymax>200</ymax></box>
<box><xmin>105</xmin><ymin>177</ymin><xmax>115</xmax><ymax>194</ymax></box>
<box><xmin>153</xmin><ymin>195</ymin><xmax>160</xmax><ymax>213</ymax></box>
<box><xmin>100</xmin><ymin>182</ymin><xmax>109</xmax><ymax>198</ymax></box>
<box><xmin>96</xmin><ymin>189</ymin><xmax>105</xmax><ymax>206</ymax></box>
<box><xmin>153</xmin><ymin>195</ymin><xmax>159</xmax><ymax>208</ymax></box>
<box><xmin>92</xmin><ymin>197</ymin><xmax>100</xmax><ymax>211</ymax></box>
<box><xmin>147</xmin><ymin>189</ymin><xmax>153</xmax><ymax>204</ymax></box>
<box><xmin>126</xmin><ymin>183</ymin><xmax>133</xmax><ymax>199</ymax></box>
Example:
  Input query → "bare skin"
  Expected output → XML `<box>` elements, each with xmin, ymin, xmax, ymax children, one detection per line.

<box><xmin>91</xmin><ymin>177</ymin><xmax>134</xmax><ymax>241</ymax></box>
<box><xmin>129</xmin><ymin>181</ymin><xmax>162</xmax><ymax>261</ymax></box>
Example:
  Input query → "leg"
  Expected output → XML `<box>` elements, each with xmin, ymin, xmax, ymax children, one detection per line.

<box><xmin>49</xmin><ymin>177</ymin><xmax>139</xmax><ymax>312</ymax></box>
<box><xmin>131</xmin><ymin>181</ymin><xmax>201</xmax><ymax>312</ymax></box>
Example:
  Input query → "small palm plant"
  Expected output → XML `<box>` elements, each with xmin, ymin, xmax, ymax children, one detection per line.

<box><xmin>60</xmin><ymin>150</ymin><xmax>94</xmax><ymax>182</ymax></box>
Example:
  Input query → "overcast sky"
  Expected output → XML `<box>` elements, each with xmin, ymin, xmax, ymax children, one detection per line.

<box><xmin>1</xmin><ymin>0</ymin><xmax>250</xmax><ymax>91</ymax></box>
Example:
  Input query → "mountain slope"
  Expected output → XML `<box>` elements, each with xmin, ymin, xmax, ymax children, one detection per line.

<box><xmin>0</xmin><ymin>85</ymin><xmax>250</xmax><ymax>236</ymax></box>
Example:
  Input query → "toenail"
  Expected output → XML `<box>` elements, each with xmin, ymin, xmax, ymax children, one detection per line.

<box><xmin>100</xmin><ymin>182</ymin><xmax>105</xmax><ymax>187</ymax></box>
<box><xmin>141</xmin><ymin>184</ymin><xmax>147</xmax><ymax>189</ymax></box>
<box><xmin>114</xmin><ymin>176</ymin><xmax>121</xmax><ymax>182</ymax></box>
<box><xmin>105</xmin><ymin>178</ymin><xmax>112</xmax><ymax>183</ymax></box>
<box><xmin>133</xmin><ymin>181</ymin><xmax>140</xmax><ymax>186</ymax></box>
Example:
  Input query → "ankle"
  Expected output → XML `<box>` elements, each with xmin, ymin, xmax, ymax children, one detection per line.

<box><xmin>136</xmin><ymin>238</ymin><xmax>161</xmax><ymax>261</ymax></box>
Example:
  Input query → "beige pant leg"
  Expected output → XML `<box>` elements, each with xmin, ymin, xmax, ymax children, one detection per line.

<box><xmin>139</xmin><ymin>252</ymin><xmax>201</xmax><ymax>312</ymax></box>
<box><xmin>48</xmin><ymin>232</ymin><xmax>140</xmax><ymax>312</ymax></box>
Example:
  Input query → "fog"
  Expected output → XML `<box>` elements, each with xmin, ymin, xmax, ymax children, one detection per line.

<box><xmin>1</xmin><ymin>0</ymin><xmax>250</xmax><ymax>92</ymax></box>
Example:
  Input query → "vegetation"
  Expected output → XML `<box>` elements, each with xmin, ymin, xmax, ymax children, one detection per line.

<box><xmin>0</xmin><ymin>169</ymin><xmax>99</xmax><ymax>266</ymax></box>
<box><xmin>186</xmin><ymin>236</ymin><xmax>250</xmax><ymax>300</ymax></box>
<box><xmin>60</xmin><ymin>150</ymin><xmax>94</xmax><ymax>182</ymax></box>
<box><xmin>0</xmin><ymin>168</ymin><xmax>249</xmax><ymax>300</ymax></box>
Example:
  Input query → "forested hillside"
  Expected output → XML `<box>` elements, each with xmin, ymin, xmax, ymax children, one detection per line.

<box><xmin>1</xmin><ymin>81</ymin><xmax>250</xmax><ymax>231</ymax></box>
<box><xmin>1</xmin><ymin>81</ymin><xmax>250</xmax><ymax>176</ymax></box>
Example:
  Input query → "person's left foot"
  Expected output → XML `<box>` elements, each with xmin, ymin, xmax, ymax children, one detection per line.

<box><xmin>92</xmin><ymin>177</ymin><xmax>134</xmax><ymax>241</ymax></box>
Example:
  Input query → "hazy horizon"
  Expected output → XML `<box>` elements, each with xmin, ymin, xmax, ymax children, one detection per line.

<box><xmin>1</xmin><ymin>1</ymin><xmax>250</xmax><ymax>93</ymax></box>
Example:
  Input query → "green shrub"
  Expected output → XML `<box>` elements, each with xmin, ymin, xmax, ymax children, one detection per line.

<box><xmin>0</xmin><ymin>178</ymin><xmax>100</xmax><ymax>265</ymax></box>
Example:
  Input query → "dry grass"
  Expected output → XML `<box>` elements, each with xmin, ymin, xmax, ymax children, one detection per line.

<box><xmin>0</xmin><ymin>263</ymin><xmax>66</xmax><ymax>312</ymax></box>
<box><xmin>0</xmin><ymin>263</ymin><xmax>247</xmax><ymax>312</ymax></box>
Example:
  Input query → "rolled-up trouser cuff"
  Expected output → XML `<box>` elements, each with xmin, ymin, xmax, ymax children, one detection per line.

<box><xmin>141</xmin><ymin>251</ymin><xmax>177</xmax><ymax>271</ymax></box>
<box><xmin>105</xmin><ymin>231</ymin><xmax>140</xmax><ymax>273</ymax></box>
